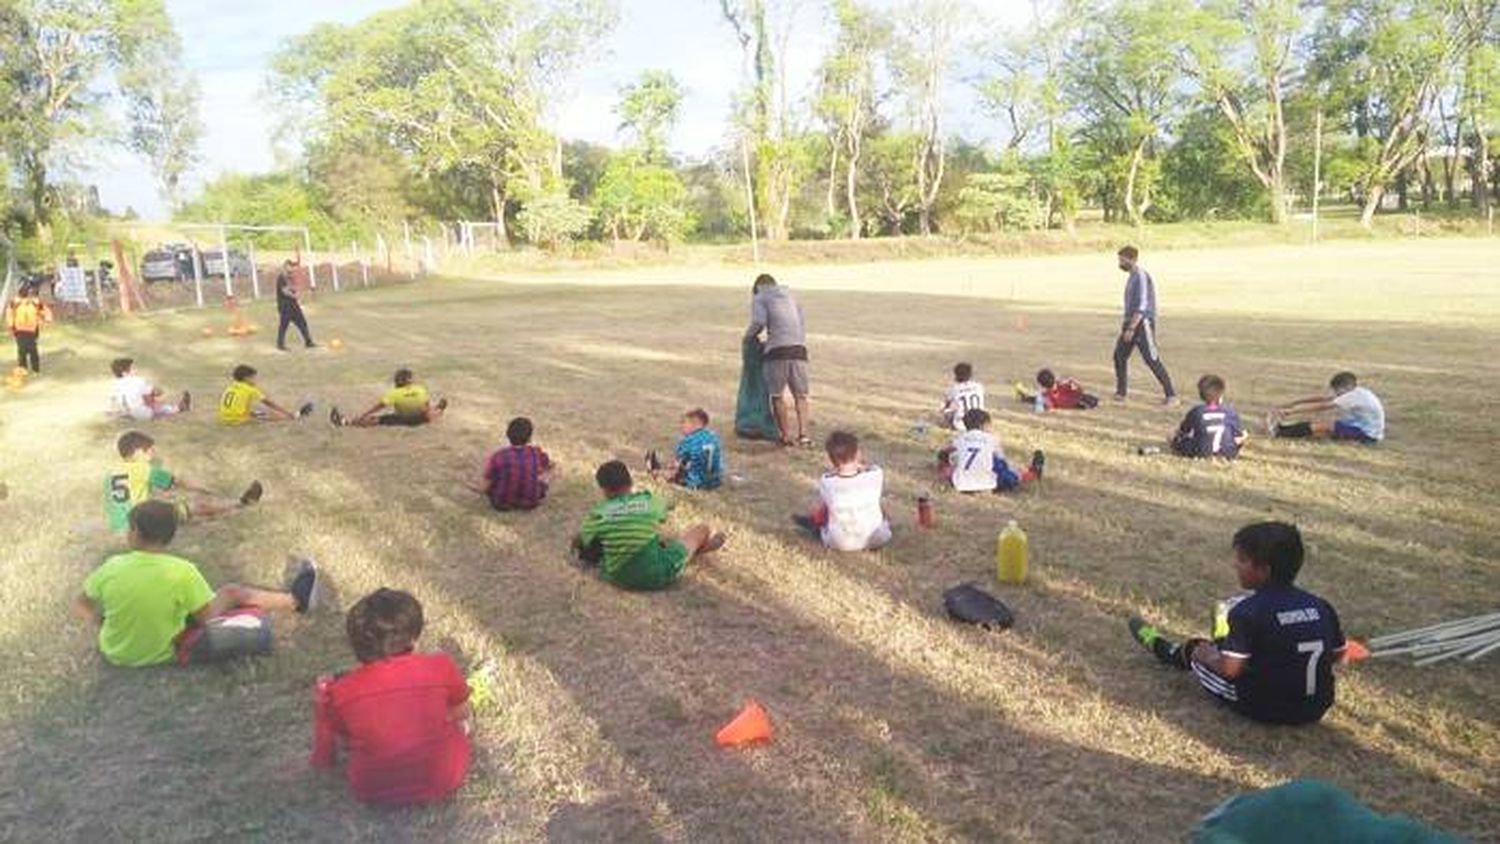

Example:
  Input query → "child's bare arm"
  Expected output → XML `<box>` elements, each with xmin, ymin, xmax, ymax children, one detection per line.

<box><xmin>73</xmin><ymin>593</ymin><xmax>100</xmax><ymax>624</ymax></box>
<box><xmin>259</xmin><ymin>398</ymin><xmax>295</xmax><ymax>419</ymax></box>
<box><xmin>354</xmin><ymin>401</ymin><xmax>386</xmax><ymax>423</ymax></box>
<box><xmin>1189</xmin><ymin>643</ymin><xmax>1247</xmax><ymax>680</ymax></box>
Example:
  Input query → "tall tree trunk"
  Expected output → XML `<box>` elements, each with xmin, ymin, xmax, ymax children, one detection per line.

<box><xmin>825</xmin><ymin>137</ymin><xmax>840</xmax><ymax>222</ymax></box>
<box><xmin>1476</xmin><ymin>128</ymin><xmax>1492</xmax><ymax>214</ymax></box>
<box><xmin>1123</xmin><ymin>140</ymin><xmax>1147</xmax><ymax>227</ymax></box>
<box><xmin>1360</xmin><ymin>183</ymin><xmax>1385</xmax><ymax>228</ymax></box>
<box><xmin>24</xmin><ymin>155</ymin><xmax>49</xmax><ymax>230</ymax></box>
<box><xmin>845</xmin><ymin>141</ymin><xmax>862</xmax><ymax>240</ymax></box>
<box><xmin>490</xmin><ymin>183</ymin><xmax>509</xmax><ymax>245</ymax></box>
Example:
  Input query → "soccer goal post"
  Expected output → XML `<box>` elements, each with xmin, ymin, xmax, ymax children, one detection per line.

<box><xmin>176</xmin><ymin>223</ymin><xmax>313</xmax><ymax>307</ymax></box>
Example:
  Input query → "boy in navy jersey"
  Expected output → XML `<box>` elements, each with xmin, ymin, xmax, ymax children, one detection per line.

<box><xmin>1170</xmin><ymin>374</ymin><xmax>1247</xmax><ymax>458</ymax></box>
<box><xmin>1128</xmin><ymin>522</ymin><xmax>1346</xmax><ymax>725</ymax></box>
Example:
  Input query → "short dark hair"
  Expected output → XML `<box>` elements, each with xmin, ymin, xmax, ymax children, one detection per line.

<box><xmin>1198</xmin><ymin>374</ymin><xmax>1226</xmax><ymax>403</ymax></box>
<box><xmin>129</xmin><ymin>500</ymin><xmax>178</xmax><ymax>546</ymax></box>
<box><xmin>1232</xmin><ymin>522</ymin><xmax>1304</xmax><ymax>585</ymax></box>
<box><xmin>1330</xmin><ymin>371</ymin><xmax>1358</xmax><ymax>391</ymax></box>
<box><xmin>506</xmin><ymin>416</ymin><xmax>533</xmax><ymax>445</ymax></box>
<box><xmin>1118</xmin><ymin>245</ymin><xmax>1139</xmax><ymax>260</ymax></box>
<box><xmin>111</xmin><ymin>358</ymin><xmax>134</xmax><ymax>378</ymax></box>
<box><xmin>953</xmin><ymin>362</ymin><xmax>972</xmax><ymax>382</ymax></box>
<box><xmin>346</xmin><ymin>588</ymin><xmax>424</xmax><ymax>663</ymax></box>
<box><xmin>232</xmin><ymin>364</ymin><xmax>256</xmax><ymax>382</ymax></box>
<box><xmin>685</xmin><ymin>408</ymin><xmax>709</xmax><ymax>426</ymax></box>
<box><xmin>962</xmin><ymin>408</ymin><xmax>990</xmax><ymax>430</ymax></box>
<box><xmin>393</xmin><ymin>368</ymin><xmax>413</xmax><ymax>387</ymax></box>
<box><xmin>117</xmin><ymin>430</ymin><xmax>155</xmax><ymax>458</ymax></box>
<box><xmin>595</xmin><ymin>460</ymin><xmax>632</xmax><ymax>491</ymax></box>
<box><xmin>1036</xmin><ymin>368</ymin><xmax>1056</xmax><ymax>388</ymax></box>
<box><xmin>752</xmin><ymin>273</ymin><xmax>777</xmax><ymax>293</ymax></box>
<box><xmin>825</xmin><ymin>430</ymin><xmax>859</xmax><ymax>465</ymax></box>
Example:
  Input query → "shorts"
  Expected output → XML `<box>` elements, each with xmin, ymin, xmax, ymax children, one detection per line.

<box><xmin>174</xmin><ymin>608</ymin><xmax>273</xmax><ymax>665</ymax></box>
<box><xmin>377</xmin><ymin>413</ymin><xmax>428</xmax><ymax>427</ymax></box>
<box><xmin>765</xmin><ymin>359</ymin><xmax>810</xmax><ymax>398</ymax></box>
<box><xmin>605</xmin><ymin>540</ymin><xmax>689</xmax><ymax>591</ymax></box>
<box><xmin>1331</xmin><ymin>422</ymin><xmax>1378</xmax><ymax>444</ymax></box>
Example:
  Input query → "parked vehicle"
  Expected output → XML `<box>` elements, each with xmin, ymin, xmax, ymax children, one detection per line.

<box><xmin>201</xmin><ymin>248</ymin><xmax>253</xmax><ymax>278</ymax></box>
<box><xmin>140</xmin><ymin>243</ymin><xmax>196</xmax><ymax>283</ymax></box>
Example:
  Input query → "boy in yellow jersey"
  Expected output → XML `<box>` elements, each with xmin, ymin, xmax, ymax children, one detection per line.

<box><xmin>75</xmin><ymin>500</ymin><xmax>322</xmax><ymax>667</ymax></box>
<box><xmin>104</xmin><ymin>431</ymin><xmax>263</xmax><ymax>533</ymax></box>
<box><xmin>218</xmin><ymin>364</ymin><xmax>313</xmax><ymax>425</ymax></box>
<box><xmin>330</xmin><ymin>367</ymin><xmax>449</xmax><ymax>427</ymax></box>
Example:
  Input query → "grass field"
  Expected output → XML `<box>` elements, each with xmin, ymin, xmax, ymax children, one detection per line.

<box><xmin>1</xmin><ymin>239</ymin><xmax>1497</xmax><ymax>841</ymax></box>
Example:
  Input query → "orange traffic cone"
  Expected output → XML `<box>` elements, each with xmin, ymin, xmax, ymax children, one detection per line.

<box><xmin>1344</xmin><ymin>639</ymin><xmax>1371</xmax><ymax>664</ymax></box>
<box><xmin>715</xmin><ymin>700</ymin><xmax>773</xmax><ymax>748</ymax></box>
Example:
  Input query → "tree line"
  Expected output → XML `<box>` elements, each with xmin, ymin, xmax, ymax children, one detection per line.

<box><xmin>3</xmin><ymin>0</ymin><xmax>1498</xmax><ymax>256</ymax></box>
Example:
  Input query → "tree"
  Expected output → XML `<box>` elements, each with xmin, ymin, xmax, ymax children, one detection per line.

<box><xmin>860</xmin><ymin>132</ymin><xmax>921</xmax><ymax>234</ymax></box>
<box><xmin>954</xmin><ymin>155</ymin><xmax>1044</xmax><ymax>233</ymax></box>
<box><xmin>269</xmin><ymin>0</ymin><xmax>615</xmax><ymax>244</ymax></box>
<box><xmin>814</xmin><ymin>0</ymin><xmax>891</xmax><ymax>238</ymax></box>
<box><xmin>1455</xmin><ymin>0</ymin><xmax>1500</xmax><ymax>212</ymax></box>
<box><xmin>617</xmin><ymin>70</ymin><xmax>684</xmax><ymax>164</ymax></box>
<box><xmin>123</xmin><ymin>66</ymin><xmax>202</xmax><ymax>207</ymax></box>
<box><xmin>594</xmin><ymin>71</ymin><xmax>694</xmax><ymax>245</ymax></box>
<box><xmin>0</xmin><ymin>0</ymin><xmax>196</xmax><ymax>228</ymax></box>
<box><xmin>1177</xmin><ymin>0</ymin><xmax>1305</xmax><ymax>223</ymax></box>
<box><xmin>890</xmin><ymin>0</ymin><xmax>964</xmax><ymax>234</ymax></box>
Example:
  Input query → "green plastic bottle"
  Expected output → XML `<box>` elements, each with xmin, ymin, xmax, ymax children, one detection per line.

<box><xmin>997</xmin><ymin>520</ymin><xmax>1029</xmax><ymax>584</ymax></box>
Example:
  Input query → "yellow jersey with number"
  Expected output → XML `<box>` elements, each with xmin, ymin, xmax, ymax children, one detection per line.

<box><xmin>382</xmin><ymin>384</ymin><xmax>429</xmax><ymax>417</ymax></box>
<box><xmin>219</xmin><ymin>381</ymin><xmax>266</xmax><ymax>425</ymax></box>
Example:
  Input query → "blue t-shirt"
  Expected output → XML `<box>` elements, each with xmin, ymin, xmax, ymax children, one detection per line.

<box><xmin>1218</xmin><ymin>585</ymin><xmax>1345</xmax><ymax>724</ymax></box>
<box><xmin>675</xmin><ymin>428</ymin><xmax>723</xmax><ymax>490</ymax></box>
<box><xmin>1174</xmin><ymin>402</ymin><xmax>1244</xmax><ymax>458</ymax></box>
<box><xmin>1123</xmin><ymin>267</ymin><xmax>1157</xmax><ymax>322</ymax></box>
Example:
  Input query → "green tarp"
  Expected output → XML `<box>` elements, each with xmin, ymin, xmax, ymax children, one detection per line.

<box><xmin>1192</xmin><ymin>779</ymin><xmax>1457</xmax><ymax>844</ymax></box>
<box><xmin>735</xmin><ymin>337</ymin><xmax>779</xmax><ymax>441</ymax></box>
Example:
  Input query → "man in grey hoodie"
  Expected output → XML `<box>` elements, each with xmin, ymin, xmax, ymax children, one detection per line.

<box><xmin>745</xmin><ymin>274</ymin><xmax>811</xmax><ymax>446</ymax></box>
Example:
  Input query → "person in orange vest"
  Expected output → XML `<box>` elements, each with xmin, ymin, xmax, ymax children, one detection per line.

<box><xmin>6</xmin><ymin>282</ymin><xmax>54</xmax><ymax>374</ymax></box>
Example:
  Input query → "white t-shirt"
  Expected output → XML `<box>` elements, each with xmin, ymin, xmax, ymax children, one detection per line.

<box><xmin>950</xmin><ymin>429</ymin><xmax>1006</xmax><ymax>492</ymax></box>
<box><xmin>943</xmin><ymin>381</ymin><xmax>986</xmax><ymax>430</ymax></box>
<box><xmin>818</xmin><ymin>466</ymin><xmax>891</xmax><ymax>552</ymax></box>
<box><xmin>1333</xmin><ymin>387</ymin><xmax>1385</xmax><ymax>440</ymax></box>
<box><xmin>109</xmin><ymin>375</ymin><xmax>154</xmax><ymax>420</ymax></box>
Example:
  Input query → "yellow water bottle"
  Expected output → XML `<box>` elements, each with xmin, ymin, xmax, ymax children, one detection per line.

<box><xmin>997</xmin><ymin>520</ymin><xmax>1029</xmax><ymax>584</ymax></box>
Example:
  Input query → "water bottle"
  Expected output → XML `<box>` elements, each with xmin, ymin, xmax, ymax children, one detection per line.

<box><xmin>997</xmin><ymin>520</ymin><xmax>1029</xmax><ymax>584</ymax></box>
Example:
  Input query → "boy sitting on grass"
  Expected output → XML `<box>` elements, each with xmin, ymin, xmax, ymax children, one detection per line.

<box><xmin>939</xmin><ymin>362</ymin><xmax>986</xmax><ymax>430</ymax></box>
<box><xmin>573</xmin><ymin>461</ymin><xmax>725</xmax><ymax>591</ymax></box>
<box><xmin>472</xmin><ymin>416</ymin><xmax>552</xmax><ymax>511</ymax></box>
<box><xmin>331</xmin><ymin>367</ymin><xmax>449</xmax><ymax>427</ymax></box>
<box><xmin>105</xmin><ymin>430</ymin><xmax>263</xmax><ymax>534</ymax></box>
<box><xmin>794</xmin><ymin>431</ymin><xmax>892</xmax><ymax>552</ymax></box>
<box><xmin>108</xmin><ymin>358</ymin><xmax>190</xmax><ymax>420</ymax></box>
<box><xmin>218</xmin><ymin>364</ymin><xmax>313</xmax><ymax>425</ymax></box>
<box><xmin>75</xmin><ymin>500</ymin><xmax>320</xmax><ymax>667</ymax></box>
<box><xmin>941</xmin><ymin>409</ymin><xmax>1045</xmax><ymax>493</ymax></box>
<box><xmin>311</xmin><ymin>588</ymin><xmax>471</xmax><ymax>806</ymax></box>
<box><xmin>1268</xmin><ymin>371</ymin><xmax>1385</xmax><ymax>444</ymax></box>
<box><xmin>646</xmin><ymin>408</ymin><xmax>724</xmax><ymax>490</ymax></box>
<box><xmin>1128</xmin><ymin>521</ymin><xmax>1346</xmax><ymax>725</ymax></box>
<box><xmin>1169</xmin><ymin>374</ymin><xmax>1247</xmax><ymax>459</ymax></box>
<box><xmin>1013</xmin><ymin>368</ymin><xmax>1100</xmax><ymax>411</ymax></box>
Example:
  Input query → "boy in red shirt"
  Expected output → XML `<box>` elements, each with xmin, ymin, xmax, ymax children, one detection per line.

<box><xmin>311</xmin><ymin>588</ymin><xmax>471</xmax><ymax>806</ymax></box>
<box><xmin>1014</xmin><ymin>368</ymin><xmax>1100</xmax><ymax>411</ymax></box>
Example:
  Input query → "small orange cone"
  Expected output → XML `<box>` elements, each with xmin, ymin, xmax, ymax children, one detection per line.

<box><xmin>715</xmin><ymin>700</ymin><xmax>773</xmax><ymax>748</ymax></box>
<box><xmin>1344</xmin><ymin>639</ymin><xmax>1371</xmax><ymax>663</ymax></box>
<box><xmin>1015</xmin><ymin>315</ymin><xmax>1028</xmax><ymax>332</ymax></box>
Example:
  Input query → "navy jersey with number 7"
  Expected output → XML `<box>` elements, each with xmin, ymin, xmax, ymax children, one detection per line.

<box><xmin>1173</xmin><ymin>402</ymin><xmax>1244</xmax><ymax>458</ymax></box>
<box><xmin>1207</xmin><ymin>585</ymin><xmax>1346</xmax><ymax>724</ymax></box>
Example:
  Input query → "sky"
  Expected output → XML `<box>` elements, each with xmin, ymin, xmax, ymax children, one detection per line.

<box><xmin>86</xmin><ymin>0</ymin><xmax>1022</xmax><ymax>219</ymax></box>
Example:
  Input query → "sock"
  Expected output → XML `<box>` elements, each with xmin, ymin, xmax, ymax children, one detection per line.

<box><xmin>1276</xmin><ymin>421</ymin><xmax>1314</xmax><ymax>438</ymax></box>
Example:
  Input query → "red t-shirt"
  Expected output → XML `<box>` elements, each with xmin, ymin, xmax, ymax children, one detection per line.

<box><xmin>1045</xmin><ymin>379</ymin><xmax>1086</xmax><ymax>410</ymax></box>
<box><xmin>313</xmin><ymin>652</ymin><xmax>471</xmax><ymax>805</ymax></box>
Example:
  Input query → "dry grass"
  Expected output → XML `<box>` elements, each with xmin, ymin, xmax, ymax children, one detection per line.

<box><xmin>1</xmin><ymin>239</ymin><xmax>1497</xmax><ymax>842</ymax></box>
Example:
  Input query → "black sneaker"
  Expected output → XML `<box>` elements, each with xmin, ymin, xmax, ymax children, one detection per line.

<box><xmin>298</xmin><ymin>402</ymin><xmax>315</xmax><ymax>418</ymax></box>
<box><xmin>791</xmin><ymin>514</ymin><xmax>819</xmax><ymax>538</ymax></box>
<box><xmin>1030</xmin><ymin>450</ymin><xmax>1046</xmax><ymax>481</ymax></box>
<box><xmin>644</xmin><ymin>450</ymin><xmax>662</xmax><ymax>472</ymax></box>
<box><xmin>179</xmin><ymin>391</ymin><xmax>192</xmax><ymax>413</ymax></box>
<box><xmin>239</xmin><ymin>480</ymin><xmax>264</xmax><ymax>506</ymax></box>
<box><xmin>288</xmin><ymin>559</ymin><xmax>321</xmax><ymax>613</ymax></box>
<box><xmin>1128</xmin><ymin>616</ymin><xmax>1185</xmax><ymax>668</ymax></box>
<box><xmin>329</xmin><ymin>407</ymin><xmax>344</xmax><ymax>427</ymax></box>
<box><xmin>436</xmin><ymin>397</ymin><xmax>449</xmax><ymax>412</ymax></box>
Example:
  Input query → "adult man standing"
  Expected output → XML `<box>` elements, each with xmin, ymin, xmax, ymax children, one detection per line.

<box><xmin>745</xmin><ymin>274</ymin><xmax>812</xmax><ymax>446</ymax></box>
<box><xmin>1113</xmin><ymin>246</ymin><xmax>1177</xmax><ymax>405</ymax></box>
<box><xmin>275</xmin><ymin>260</ymin><xmax>316</xmax><ymax>351</ymax></box>
<box><xmin>6</xmin><ymin>282</ymin><xmax>53</xmax><ymax>374</ymax></box>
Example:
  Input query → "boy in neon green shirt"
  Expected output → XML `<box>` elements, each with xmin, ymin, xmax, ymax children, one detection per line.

<box><xmin>330</xmin><ymin>367</ymin><xmax>449</xmax><ymax>427</ymax></box>
<box><xmin>104</xmin><ymin>430</ymin><xmax>263</xmax><ymax>533</ymax></box>
<box><xmin>75</xmin><ymin>500</ymin><xmax>322</xmax><ymax>667</ymax></box>
<box><xmin>573</xmin><ymin>461</ymin><xmax>725</xmax><ymax>591</ymax></box>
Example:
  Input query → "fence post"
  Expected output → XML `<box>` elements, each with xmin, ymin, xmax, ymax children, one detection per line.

<box><xmin>356</xmin><ymin>241</ymin><xmax>369</xmax><ymax>287</ymax></box>
<box><xmin>247</xmin><ymin>241</ymin><xmax>260</xmax><ymax>299</ymax></box>
<box><xmin>330</xmin><ymin>246</ymin><xmax>341</xmax><ymax>292</ymax></box>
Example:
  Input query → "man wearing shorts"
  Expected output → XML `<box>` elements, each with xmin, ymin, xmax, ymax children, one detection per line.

<box><xmin>745</xmin><ymin>274</ymin><xmax>812</xmax><ymax>446</ymax></box>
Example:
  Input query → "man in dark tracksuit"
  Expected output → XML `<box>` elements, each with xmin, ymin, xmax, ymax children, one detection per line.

<box><xmin>275</xmin><ymin>260</ymin><xmax>316</xmax><ymax>351</ymax></box>
<box><xmin>1113</xmin><ymin>246</ymin><xmax>1176</xmax><ymax>404</ymax></box>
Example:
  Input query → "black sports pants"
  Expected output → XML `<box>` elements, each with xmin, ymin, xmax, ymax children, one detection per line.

<box><xmin>277</xmin><ymin>307</ymin><xmax>313</xmax><ymax>349</ymax></box>
<box><xmin>1113</xmin><ymin>318</ymin><xmax>1174</xmax><ymax>398</ymax></box>
<box><xmin>14</xmin><ymin>331</ymin><xmax>39</xmax><ymax>373</ymax></box>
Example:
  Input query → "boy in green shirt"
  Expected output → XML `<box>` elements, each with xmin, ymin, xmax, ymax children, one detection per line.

<box><xmin>573</xmin><ymin>461</ymin><xmax>725</xmax><ymax>591</ymax></box>
<box><xmin>104</xmin><ymin>431</ymin><xmax>263</xmax><ymax>533</ymax></box>
<box><xmin>75</xmin><ymin>500</ymin><xmax>322</xmax><ymax>667</ymax></box>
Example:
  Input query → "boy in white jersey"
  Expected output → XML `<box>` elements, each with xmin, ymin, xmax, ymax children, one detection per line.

<box><xmin>109</xmin><ymin>358</ymin><xmax>190</xmax><ymax>420</ymax></box>
<box><xmin>793</xmin><ymin>431</ymin><xmax>891</xmax><ymax>551</ymax></box>
<box><xmin>940</xmin><ymin>362</ymin><xmax>986</xmax><ymax>430</ymax></box>
<box><xmin>1268</xmin><ymin>371</ymin><xmax>1385</xmax><ymax>444</ymax></box>
<box><xmin>943</xmin><ymin>409</ymin><xmax>1045</xmax><ymax>493</ymax></box>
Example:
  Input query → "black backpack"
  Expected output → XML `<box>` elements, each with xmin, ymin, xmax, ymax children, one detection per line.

<box><xmin>943</xmin><ymin>583</ymin><xmax>1015</xmax><ymax>630</ymax></box>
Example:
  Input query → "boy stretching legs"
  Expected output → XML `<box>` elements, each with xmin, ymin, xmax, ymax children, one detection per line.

<box><xmin>574</xmin><ymin>461</ymin><xmax>725</xmax><ymax>591</ymax></box>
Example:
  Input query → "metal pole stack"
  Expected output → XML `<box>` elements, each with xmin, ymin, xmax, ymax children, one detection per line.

<box><xmin>1368</xmin><ymin>612</ymin><xmax>1500</xmax><ymax>666</ymax></box>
